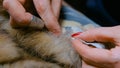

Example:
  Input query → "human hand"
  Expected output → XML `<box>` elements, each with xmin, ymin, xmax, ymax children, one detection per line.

<box><xmin>3</xmin><ymin>0</ymin><xmax>62</xmax><ymax>35</ymax></box>
<box><xmin>71</xmin><ymin>26</ymin><xmax>120</xmax><ymax>68</ymax></box>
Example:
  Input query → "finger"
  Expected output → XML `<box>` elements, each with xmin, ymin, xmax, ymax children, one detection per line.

<box><xmin>33</xmin><ymin>0</ymin><xmax>61</xmax><ymax>35</ymax></box>
<box><xmin>76</xmin><ymin>27</ymin><xmax>116</xmax><ymax>42</ymax></box>
<box><xmin>18</xmin><ymin>0</ymin><xmax>25</xmax><ymax>4</ymax></box>
<box><xmin>51</xmin><ymin>0</ymin><xmax>62</xmax><ymax>19</ymax></box>
<box><xmin>82</xmin><ymin>60</ymin><xmax>96</xmax><ymax>68</ymax></box>
<box><xmin>3</xmin><ymin>0</ymin><xmax>32</xmax><ymax>27</ymax></box>
<box><xmin>10</xmin><ymin>0</ymin><xmax>26</xmax><ymax>27</ymax></box>
<box><xmin>71</xmin><ymin>38</ymin><xmax>116</xmax><ymax>65</ymax></box>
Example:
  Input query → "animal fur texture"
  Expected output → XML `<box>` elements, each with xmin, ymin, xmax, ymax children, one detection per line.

<box><xmin>0</xmin><ymin>15</ymin><xmax>83</xmax><ymax>68</ymax></box>
<box><xmin>0</xmin><ymin>1</ymin><xmax>98</xmax><ymax>68</ymax></box>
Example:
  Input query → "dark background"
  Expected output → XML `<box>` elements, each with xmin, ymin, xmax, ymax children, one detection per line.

<box><xmin>65</xmin><ymin>0</ymin><xmax>120</xmax><ymax>27</ymax></box>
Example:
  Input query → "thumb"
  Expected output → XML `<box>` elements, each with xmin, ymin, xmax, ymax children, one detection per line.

<box><xmin>71</xmin><ymin>38</ymin><xmax>114</xmax><ymax>64</ymax></box>
<box><xmin>78</xmin><ymin>27</ymin><xmax>115</xmax><ymax>42</ymax></box>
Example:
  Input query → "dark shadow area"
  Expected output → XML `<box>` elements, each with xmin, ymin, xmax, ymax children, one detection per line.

<box><xmin>65</xmin><ymin>0</ymin><xmax>120</xmax><ymax>27</ymax></box>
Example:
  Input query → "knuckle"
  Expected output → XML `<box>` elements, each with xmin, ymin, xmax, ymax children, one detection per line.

<box><xmin>3</xmin><ymin>0</ymin><xmax>10</xmax><ymax>9</ymax></box>
<box><xmin>15</xmin><ymin>17</ymin><xmax>26</xmax><ymax>24</ymax></box>
<box><xmin>18</xmin><ymin>17</ymin><xmax>27</xmax><ymax>23</ymax></box>
<box><xmin>18</xmin><ymin>17</ymin><xmax>28</xmax><ymax>23</ymax></box>
<box><xmin>17</xmin><ymin>16</ymin><xmax>28</xmax><ymax>23</ymax></box>
<box><xmin>16</xmin><ymin>13</ymin><xmax>31</xmax><ymax>23</ymax></box>
<box><xmin>35</xmin><ymin>3</ymin><xmax>48</xmax><ymax>17</ymax></box>
<box><xmin>37</xmin><ymin>6</ymin><xmax>46</xmax><ymax>16</ymax></box>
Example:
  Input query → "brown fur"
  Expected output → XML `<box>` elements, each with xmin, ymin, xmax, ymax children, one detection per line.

<box><xmin>0</xmin><ymin>1</ymin><xmax>82</xmax><ymax>68</ymax></box>
<box><xmin>0</xmin><ymin>18</ymin><xmax>82</xmax><ymax>68</ymax></box>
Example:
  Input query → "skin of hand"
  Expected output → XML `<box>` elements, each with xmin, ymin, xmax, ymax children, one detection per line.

<box><xmin>3</xmin><ymin>0</ymin><xmax>62</xmax><ymax>35</ymax></box>
<box><xmin>71</xmin><ymin>26</ymin><xmax>120</xmax><ymax>68</ymax></box>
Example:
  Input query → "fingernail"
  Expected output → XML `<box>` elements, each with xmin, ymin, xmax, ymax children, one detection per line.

<box><xmin>71</xmin><ymin>32</ymin><xmax>82</xmax><ymax>37</ymax></box>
